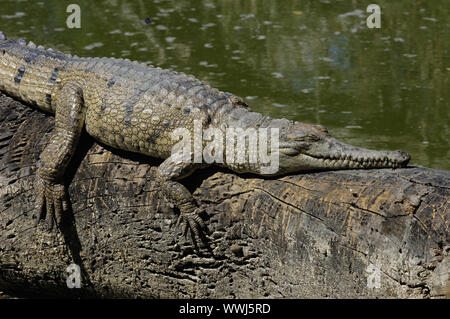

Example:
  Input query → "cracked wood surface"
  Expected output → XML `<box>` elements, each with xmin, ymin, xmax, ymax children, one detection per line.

<box><xmin>0</xmin><ymin>93</ymin><xmax>449</xmax><ymax>298</ymax></box>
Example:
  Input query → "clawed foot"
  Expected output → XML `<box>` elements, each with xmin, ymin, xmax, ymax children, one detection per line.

<box><xmin>176</xmin><ymin>208</ymin><xmax>210</xmax><ymax>249</ymax></box>
<box><xmin>34</xmin><ymin>176</ymin><xmax>69</xmax><ymax>230</ymax></box>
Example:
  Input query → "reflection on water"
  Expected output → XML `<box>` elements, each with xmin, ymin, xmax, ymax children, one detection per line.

<box><xmin>0</xmin><ymin>0</ymin><xmax>448</xmax><ymax>169</ymax></box>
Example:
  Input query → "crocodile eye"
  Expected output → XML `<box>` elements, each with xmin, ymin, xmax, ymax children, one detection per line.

<box><xmin>306</xmin><ymin>134</ymin><xmax>321</xmax><ymax>142</ymax></box>
<box><xmin>315</xmin><ymin>124</ymin><xmax>328</xmax><ymax>134</ymax></box>
<box><xmin>293</xmin><ymin>132</ymin><xmax>308</xmax><ymax>141</ymax></box>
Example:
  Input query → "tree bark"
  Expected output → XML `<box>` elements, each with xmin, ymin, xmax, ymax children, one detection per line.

<box><xmin>0</xmin><ymin>93</ymin><xmax>448</xmax><ymax>298</ymax></box>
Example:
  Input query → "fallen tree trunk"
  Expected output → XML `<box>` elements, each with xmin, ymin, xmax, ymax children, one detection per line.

<box><xmin>0</xmin><ymin>93</ymin><xmax>448</xmax><ymax>298</ymax></box>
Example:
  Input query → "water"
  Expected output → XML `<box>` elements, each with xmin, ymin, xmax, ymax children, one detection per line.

<box><xmin>0</xmin><ymin>0</ymin><xmax>448</xmax><ymax>170</ymax></box>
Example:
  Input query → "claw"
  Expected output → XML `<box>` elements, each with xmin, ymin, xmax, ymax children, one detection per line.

<box><xmin>34</xmin><ymin>176</ymin><xmax>68</xmax><ymax>230</ymax></box>
<box><xmin>182</xmin><ymin>218</ymin><xmax>189</xmax><ymax>238</ymax></box>
<box><xmin>54</xmin><ymin>198</ymin><xmax>63</xmax><ymax>225</ymax></box>
<box><xmin>46</xmin><ymin>197</ymin><xmax>54</xmax><ymax>230</ymax></box>
<box><xmin>177</xmin><ymin>209</ymin><xmax>210</xmax><ymax>249</ymax></box>
<box><xmin>34</xmin><ymin>191</ymin><xmax>45</xmax><ymax>226</ymax></box>
<box><xmin>176</xmin><ymin>214</ymin><xmax>183</xmax><ymax>227</ymax></box>
<box><xmin>187</xmin><ymin>216</ymin><xmax>198</xmax><ymax>238</ymax></box>
<box><xmin>193</xmin><ymin>214</ymin><xmax>206</xmax><ymax>230</ymax></box>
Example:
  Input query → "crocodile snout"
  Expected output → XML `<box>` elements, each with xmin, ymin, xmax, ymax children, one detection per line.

<box><xmin>395</xmin><ymin>150</ymin><xmax>411</xmax><ymax>166</ymax></box>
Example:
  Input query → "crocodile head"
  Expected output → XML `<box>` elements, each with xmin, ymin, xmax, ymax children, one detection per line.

<box><xmin>275</xmin><ymin>122</ymin><xmax>410</xmax><ymax>174</ymax></box>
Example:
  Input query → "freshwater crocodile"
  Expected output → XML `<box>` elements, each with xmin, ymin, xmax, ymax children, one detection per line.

<box><xmin>0</xmin><ymin>32</ymin><xmax>410</xmax><ymax>244</ymax></box>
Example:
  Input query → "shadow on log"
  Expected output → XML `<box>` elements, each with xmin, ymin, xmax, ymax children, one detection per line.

<box><xmin>0</xmin><ymin>93</ymin><xmax>448</xmax><ymax>298</ymax></box>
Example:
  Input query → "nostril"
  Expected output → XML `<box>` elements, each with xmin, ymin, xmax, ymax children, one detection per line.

<box><xmin>397</xmin><ymin>150</ymin><xmax>411</xmax><ymax>162</ymax></box>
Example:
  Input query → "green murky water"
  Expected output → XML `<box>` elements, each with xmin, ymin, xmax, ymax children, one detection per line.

<box><xmin>1</xmin><ymin>0</ymin><xmax>448</xmax><ymax>170</ymax></box>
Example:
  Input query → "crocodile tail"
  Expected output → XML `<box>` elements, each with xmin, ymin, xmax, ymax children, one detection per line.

<box><xmin>0</xmin><ymin>35</ymin><xmax>68</xmax><ymax>113</ymax></box>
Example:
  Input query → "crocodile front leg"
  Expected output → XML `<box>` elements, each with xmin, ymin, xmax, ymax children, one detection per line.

<box><xmin>35</xmin><ymin>83</ymin><xmax>85</xmax><ymax>229</ymax></box>
<box><xmin>156</xmin><ymin>151</ymin><xmax>208</xmax><ymax>246</ymax></box>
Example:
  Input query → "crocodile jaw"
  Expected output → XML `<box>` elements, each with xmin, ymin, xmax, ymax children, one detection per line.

<box><xmin>289</xmin><ymin>151</ymin><xmax>410</xmax><ymax>169</ymax></box>
<box><xmin>278</xmin><ymin>137</ymin><xmax>410</xmax><ymax>173</ymax></box>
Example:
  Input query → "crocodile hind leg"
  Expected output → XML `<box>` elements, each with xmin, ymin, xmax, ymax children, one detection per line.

<box><xmin>34</xmin><ymin>83</ymin><xmax>85</xmax><ymax>229</ymax></box>
<box><xmin>155</xmin><ymin>151</ymin><xmax>209</xmax><ymax>246</ymax></box>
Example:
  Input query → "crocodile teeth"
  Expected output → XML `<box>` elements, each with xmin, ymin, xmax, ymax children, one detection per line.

<box><xmin>18</xmin><ymin>38</ymin><xmax>26</xmax><ymax>45</ymax></box>
<box><xmin>27</xmin><ymin>41</ymin><xmax>36</xmax><ymax>48</ymax></box>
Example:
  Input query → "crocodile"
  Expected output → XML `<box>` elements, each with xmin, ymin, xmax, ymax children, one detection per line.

<box><xmin>0</xmin><ymin>32</ymin><xmax>410</xmax><ymax>244</ymax></box>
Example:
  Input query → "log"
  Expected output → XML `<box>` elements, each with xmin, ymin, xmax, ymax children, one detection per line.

<box><xmin>0</xmin><ymin>93</ymin><xmax>448</xmax><ymax>298</ymax></box>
